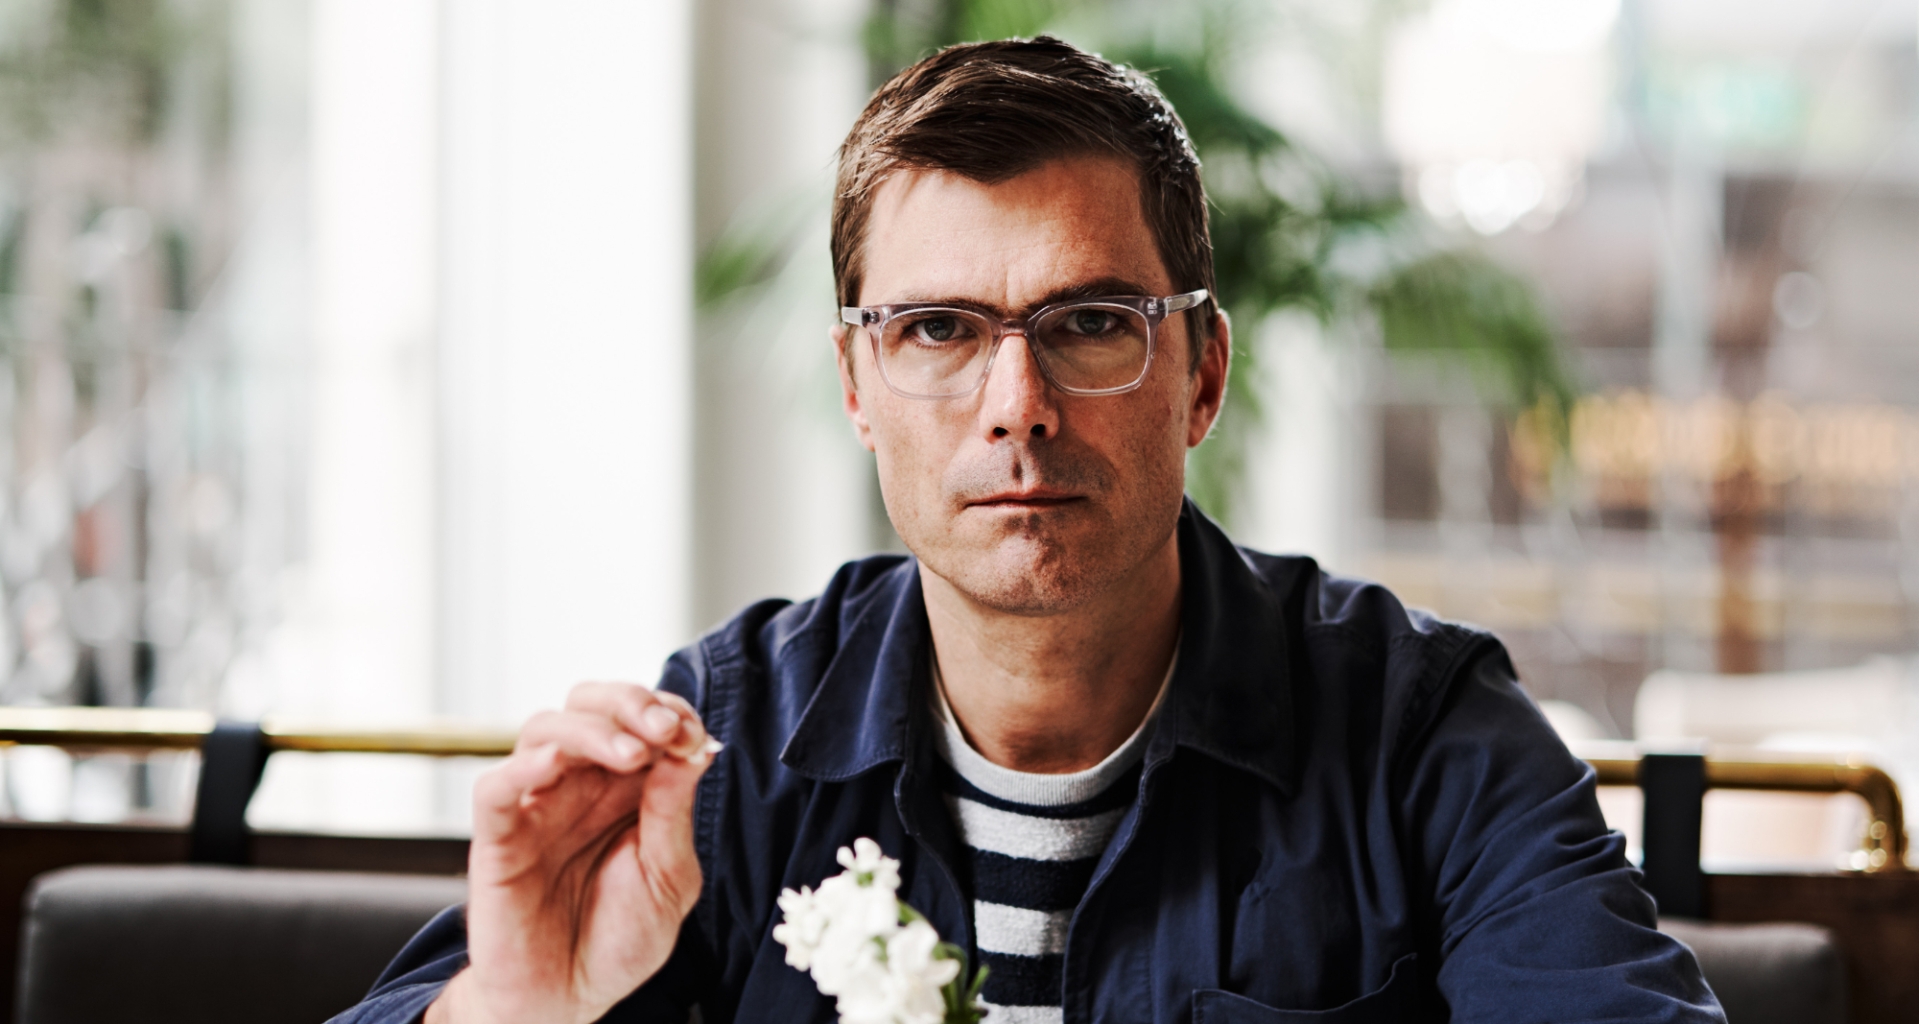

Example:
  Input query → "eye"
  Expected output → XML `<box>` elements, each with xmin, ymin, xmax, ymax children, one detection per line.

<box><xmin>1066</xmin><ymin>309</ymin><xmax>1115</xmax><ymax>335</ymax></box>
<box><xmin>910</xmin><ymin>316</ymin><xmax>964</xmax><ymax>343</ymax></box>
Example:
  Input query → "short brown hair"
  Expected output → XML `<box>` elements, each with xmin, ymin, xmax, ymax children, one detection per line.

<box><xmin>832</xmin><ymin>36</ymin><xmax>1218</xmax><ymax>370</ymax></box>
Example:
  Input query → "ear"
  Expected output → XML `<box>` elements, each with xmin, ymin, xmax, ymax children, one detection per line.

<box><xmin>833</xmin><ymin>324</ymin><xmax>878</xmax><ymax>452</ymax></box>
<box><xmin>1186</xmin><ymin>309</ymin><xmax>1231</xmax><ymax>448</ymax></box>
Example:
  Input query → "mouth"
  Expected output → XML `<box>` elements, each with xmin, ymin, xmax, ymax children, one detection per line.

<box><xmin>965</xmin><ymin>490</ymin><xmax>1085</xmax><ymax>511</ymax></box>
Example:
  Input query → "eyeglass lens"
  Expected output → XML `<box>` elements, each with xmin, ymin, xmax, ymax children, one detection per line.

<box><xmin>877</xmin><ymin>304</ymin><xmax>1151</xmax><ymax>397</ymax></box>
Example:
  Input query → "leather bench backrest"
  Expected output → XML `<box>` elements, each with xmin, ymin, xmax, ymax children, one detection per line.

<box><xmin>12</xmin><ymin>865</ymin><xmax>1848</xmax><ymax>1024</ymax></box>
<box><xmin>1660</xmin><ymin>918</ymin><xmax>1848</xmax><ymax>1024</ymax></box>
<box><xmin>15</xmin><ymin>865</ymin><xmax>466</xmax><ymax>1024</ymax></box>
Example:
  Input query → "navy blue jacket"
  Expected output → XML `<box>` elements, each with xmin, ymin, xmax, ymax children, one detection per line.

<box><xmin>336</xmin><ymin>503</ymin><xmax>1721</xmax><ymax>1023</ymax></box>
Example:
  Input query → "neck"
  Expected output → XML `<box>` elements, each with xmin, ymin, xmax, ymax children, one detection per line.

<box><xmin>922</xmin><ymin>534</ymin><xmax>1182</xmax><ymax>774</ymax></box>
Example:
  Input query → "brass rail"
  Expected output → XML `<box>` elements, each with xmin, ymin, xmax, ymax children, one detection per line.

<box><xmin>1578</xmin><ymin>741</ymin><xmax>1908</xmax><ymax>872</ymax></box>
<box><xmin>0</xmin><ymin>706</ymin><xmax>517</xmax><ymax>757</ymax></box>
<box><xmin>263</xmin><ymin>719</ymin><xmax>518</xmax><ymax>757</ymax></box>
<box><xmin>0</xmin><ymin>709</ymin><xmax>1903</xmax><ymax>870</ymax></box>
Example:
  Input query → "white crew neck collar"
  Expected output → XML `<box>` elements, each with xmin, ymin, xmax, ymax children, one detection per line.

<box><xmin>930</xmin><ymin>647</ymin><xmax>1176</xmax><ymax>807</ymax></box>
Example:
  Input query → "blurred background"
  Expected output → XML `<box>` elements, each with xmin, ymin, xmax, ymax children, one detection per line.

<box><xmin>0</xmin><ymin>0</ymin><xmax>1916</xmax><ymax>868</ymax></box>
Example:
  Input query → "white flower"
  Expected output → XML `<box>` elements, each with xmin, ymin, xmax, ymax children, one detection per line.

<box><xmin>831</xmin><ymin>921</ymin><xmax>958</xmax><ymax>1024</ymax></box>
<box><xmin>838</xmin><ymin>837</ymin><xmax>902</xmax><ymax>893</ymax></box>
<box><xmin>887</xmin><ymin>920</ymin><xmax>962</xmax><ymax>1022</ymax></box>
<box><xmin>771</xmin><ymin>885</ymin><xmax>828</xmax><ymax>970</ymax></box>
<box><xmin>773</xmin><ymin>843</ymin><xmax>901</xmax><ymax>975</ymax></box>
<box><xmin>806</xmin><ymin>879</ymin><xmax>899</xmax><ymax>995</ymax></box>
<box><xmin>772</xmin><ymin>838</ymin><xmax>973</xmax><ymax>1024</ymax></box>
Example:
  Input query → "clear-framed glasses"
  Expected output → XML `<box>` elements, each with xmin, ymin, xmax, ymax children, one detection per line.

<box><xmin>839</xmin><ymin>289</ymin><xmax>1210</xmax><ymax>399</ymax></box>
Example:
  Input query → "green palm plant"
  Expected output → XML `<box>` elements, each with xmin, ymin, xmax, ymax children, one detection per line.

<box><xmin>0</xmin><ymin>0</ymin><xmax>205</xmax><ymax>148</ymax></box>
<box><xmin>707</xmin><ymin>0</ymin><xmax>1577</xmax><ymax>527</ymax></box>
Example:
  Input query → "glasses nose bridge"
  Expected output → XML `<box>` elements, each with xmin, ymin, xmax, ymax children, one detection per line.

<box><xmin>988</xmin><ymin>312</ymin><xmax>1037</xmax><ymax>343</ymax></box>
<box><xmin>978</xmin><ymin>313</ymin><xmax>1052</xmax><ymax>391</ymax></box>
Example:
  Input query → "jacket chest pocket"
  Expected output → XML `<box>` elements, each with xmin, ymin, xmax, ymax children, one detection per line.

<box><xmin>1191</xmin><ymin>953</ymin><xmax>1420</xmax><ymax>1024</ymax></box>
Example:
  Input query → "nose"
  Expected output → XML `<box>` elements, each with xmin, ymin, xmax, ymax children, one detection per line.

<box><xmin>979</xmin><ymin>332</ymin><xmax>1061</xmax><ymax>441</ymax></box>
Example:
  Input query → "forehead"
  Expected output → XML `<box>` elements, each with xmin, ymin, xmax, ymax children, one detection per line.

<box><xmin>859</xmin><ymin>156</ymin><xmax>1171</xmax><ymax>308</ymax></box>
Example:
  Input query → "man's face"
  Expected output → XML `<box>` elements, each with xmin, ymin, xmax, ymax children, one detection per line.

<box><xmin>834</xmin><ymin>156</ymin><xmax>1229</xmax><ymax>615</ymax></box>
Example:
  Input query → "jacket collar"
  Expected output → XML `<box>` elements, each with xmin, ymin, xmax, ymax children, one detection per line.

<box><xmin>779</xmin><ymin>499</ymin><xmax>1297</xmax><ymax>793</ymax></box>
<box><xmin>1154</xmin><ymin>499</ymin><xmax>1296</xmax><ymax>793</ymax></box>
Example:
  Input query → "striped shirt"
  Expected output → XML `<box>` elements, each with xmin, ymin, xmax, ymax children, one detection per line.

<box><xmin>931</xmin><ymin>659</ymin><xmax>1173</xmax><ymax>1024</ymax></box>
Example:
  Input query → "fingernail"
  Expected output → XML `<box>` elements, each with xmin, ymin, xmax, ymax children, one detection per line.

<box><xmin>701</xmin><ymin>738</ymin><xmax>724</xmax><ymax>757</ymax></box>
<box><xmin>643</xmin><ymin>705</ymin><xmax>680</xmax><ymax>734</ymax></box>
<box><xmin>613</xmin><ymin>735</ymin><xmax>642</xmax><ymax>760</ymax></box>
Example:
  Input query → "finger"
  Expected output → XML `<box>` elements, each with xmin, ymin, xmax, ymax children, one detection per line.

<box><xmin>515</xmin><ymin>710</ymin><xmax>654</xmax><ymax>773</ymax></box>
<box><xmin>641</xmin><ymin>695</ymin><xmax>709</xmax><ymax>760</ymax></box>
<box><xmin>565</xmin><ymin>680</ymin><xmax>660</xmax><ymax>716</ymax></box>
<box><xmin>566</xmin><ymin>682</ymin><xmax>708</xmax><ymax>760</ymax></box>
<box><xmin>569</xmin><ymin>682</ymin><xmax>671</xmax><ymax>747</ymax></box>
<box><xmin>634</xmin><ymin>742</ymin><xmax>717</xmax><ymax>913</ymax></box>
<box><xmin>471</xmin><ymin>744</ymin><xmax>566</xmax><ymax>837</ymax></box>
<box><xmin>648</xmin><ymin>691</ymin><xmax>710</xmax><ymax>757</ymax></box>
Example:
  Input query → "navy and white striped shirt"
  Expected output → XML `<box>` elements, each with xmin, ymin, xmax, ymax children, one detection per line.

<box><xmin>931</xmin><ymin>661</ymin><xmax>1172</xmax><ymax>1024</ymax></box>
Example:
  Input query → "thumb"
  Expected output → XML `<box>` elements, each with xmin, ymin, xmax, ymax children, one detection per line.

<box><xmin>635</xmin><ymin>744</ymin><xmax>717</xmax><ymax>909</ymax></box>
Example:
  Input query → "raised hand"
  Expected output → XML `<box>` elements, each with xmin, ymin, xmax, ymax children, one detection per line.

<box><xmin>427</xmin><ymin>683</ymin><xmax>719</xmax><ymax>1024</ymax></box>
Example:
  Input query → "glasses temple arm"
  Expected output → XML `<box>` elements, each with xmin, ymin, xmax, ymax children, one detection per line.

<box><xmin>1160</xmin><ymin>289</ymin><xmax>1210</xmax><ymax>315</ymax></box>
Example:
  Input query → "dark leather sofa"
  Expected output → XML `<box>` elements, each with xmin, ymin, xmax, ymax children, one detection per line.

<box><xmin>15</xmin><ymin>866</ymin><xmax>464</xmax><ymax>1024</ymax></box>
<box><xmin>9</xmin><ymin>865</ymin><xmax>1847</xmax><ymax>1024</ymax></box>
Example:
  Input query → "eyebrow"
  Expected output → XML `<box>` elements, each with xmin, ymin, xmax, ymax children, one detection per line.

<box><xmin>895</xmin><ymin>276</ymin><xmax>1156</xmax><ymax>316</ymax></box>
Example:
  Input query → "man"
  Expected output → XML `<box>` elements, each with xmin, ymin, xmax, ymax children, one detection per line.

<box><xmin>339</xmin><ymin>37</ymin><xmax>1720</xmax><ymax>1024</ymax></box>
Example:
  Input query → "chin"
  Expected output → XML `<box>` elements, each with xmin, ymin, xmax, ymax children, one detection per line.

<box><xmin>927</xmin><ymin>534</ymin><xmax>1110</xmax><ymax>616</ymax></box>
<box><xmin>900</xmin><ymin>488</ymin><xmax>1180</xmax><ymax>615</ymax></box>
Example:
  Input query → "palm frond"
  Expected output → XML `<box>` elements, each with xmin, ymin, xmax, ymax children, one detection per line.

<box><xmin>1368</xmin><ymin>250</ymin><xmax>1575</xmax><ymax>427</ymax></box>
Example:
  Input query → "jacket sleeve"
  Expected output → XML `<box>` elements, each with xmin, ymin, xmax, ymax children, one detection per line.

<box><xmin>325</xmin><ymin>906</ymin><xmax>714</xmax><ymax>1024</ymax></box>
<box><xmin>1400</xmin><ymin>646</ymin><xmax>1725</xmax><ymax>1023</ymax></box>
<box><xmin>324</xmin><ymin>904</ymin><xmax>469</xmax><ymax>1024</ymax></box>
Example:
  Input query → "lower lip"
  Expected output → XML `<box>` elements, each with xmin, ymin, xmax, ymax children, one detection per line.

<box><xmin>970</xmin><ymin>497</ymin><xmax>1080</xmax><ymax>510</ymax></box>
